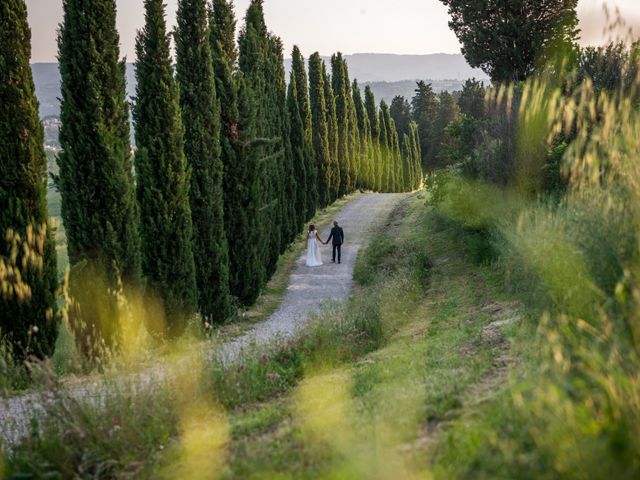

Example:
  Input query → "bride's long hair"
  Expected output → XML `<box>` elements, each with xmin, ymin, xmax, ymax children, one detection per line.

<box><xmin>308</xmin><ymin>224</ymin><xmax>316</xmax><ymax>232</ymax></box>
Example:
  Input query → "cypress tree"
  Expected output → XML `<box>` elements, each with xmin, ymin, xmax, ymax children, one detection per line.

<box><xmin>134</xmin><ymin>0</ymin><xmax>197</xmax><ymax>334</ymax></box>
<box><xmin>0</xmin><ymin>0</ymin><xmax>58</xmax><ymax>358</ymax></box>
<box><xmin>57</xmin><ymin>0</ymin><xmax>141</xmax><ymax>352</ymax></box>
<box><xmin>209</xmin><ymin>0</ymin><xmax>261</xmax><ymax>304</ymax></box>
<box><xmin>381</xmin><ymin>101</ymin><xmax>401</xmax><ymax>192</ymax></box>
<box><xmin>323</xmin><ymin>62</ymin><xmax>340</xmax><ymax>201</ymax></box>
<box><xmin>291</xmin><ymin>46</ymin><xmax>317</xmax><ymax>220</ymax></box>
<box><xmin>287</xmin><ymin>74</ymin><xmax>308</xmax><ymax>234</ymax></box>
<box><xmin>331</xmin><ymin>53</ymin><xmax>351</xmax><ymax>196</ymax></box>
<box><xmin>402</xmin><ymin>134</ymin><xmax>412</xmax><ymax>191</ymax></box>
<box><xmin>308</xmin><ymin>53</ymin><xmax>332</xmax><ymax>208</ymax></box>
<box><xmin>266</xmin><ymin>35</ymin><xmax>296</xmax><ymax>251</ymax></box>
<box><xmin>388</xmin><ymin>117</ymin><xmax>402</xmax><ymax>192</ymax></box>
<box><xmin>352</xmin><ymin>80</ymin><xmax>371</xmax><ymax>190</ymax></box>
<box><xmin>378</xmin><ymin>105</ymin><xmax>391</xmax><ymax>192</ymax></box>
<box><xmin>175</xmin><ymin>0</ymin><xmax>231</xmax><ymax>323</ymax></box>
<box><xmin>364</xmin><ymin>85</ymin><xmax>382</xmax><ymax>192</ymax></box>
<box><xmin>409</xmin><ymin>121</ymin><xmax>423</xmax><ymax>189</ymax></box>
<box><xmin>239</xmin><ymin>0</ymin><xmax>281</xmax><ymax>280</ymax></box>
<box><xmin>343</xmin><ymin>61</ymin><xmax>360</xmax><ymax>193</ymax></box>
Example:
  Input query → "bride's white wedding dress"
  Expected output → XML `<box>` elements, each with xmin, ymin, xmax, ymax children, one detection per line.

<box><xmin>305</xmin><ymin>231</ymin><xmax>323</xmax><ymax>267</ymax></box>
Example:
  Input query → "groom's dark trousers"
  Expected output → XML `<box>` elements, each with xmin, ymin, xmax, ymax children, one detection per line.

<box><xmin>327</xmin><ymin>226</ymin><xmax>344</xmax><ymax>263</ymax></box>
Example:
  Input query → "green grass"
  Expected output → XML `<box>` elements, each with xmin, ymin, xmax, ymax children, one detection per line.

<box><xmin>0</xmin><ymin>193</ymin><xmax>534</xmax><ymax>478</ymax></box>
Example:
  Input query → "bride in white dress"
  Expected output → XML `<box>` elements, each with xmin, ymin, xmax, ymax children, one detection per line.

<box><xmin>305</xmin><ymin>224</ymin><xmax>326</xmax><ymax>267</ymax></box>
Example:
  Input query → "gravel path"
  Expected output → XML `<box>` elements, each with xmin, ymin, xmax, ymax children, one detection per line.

<box><xmin>218</xmin><ymin>193</ymin><xmax>402</xmax><ymax>361</ymax></box>
<box><xmin>0</xmin><ymin>193</ymin><xmax>402</xmax><ymax>446</ymax></box>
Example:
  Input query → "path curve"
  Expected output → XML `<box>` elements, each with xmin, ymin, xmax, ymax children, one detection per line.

<box><xmin>0</xmin><ymin>193</ymin><xmax>402</xmax><ymax>445</ymax></box>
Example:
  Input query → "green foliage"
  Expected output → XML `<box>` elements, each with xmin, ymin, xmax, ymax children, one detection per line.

<box><xmin>287</xmin><ymin>74</ymin><xmax>308</xmax><ymax>235</ymax></box>
<box><xmin>175</xmin><ymin>0</ymin><xmax>231</xmax><ymax>323</ymax></box>
<box><xmin>411</xmin><ymin>80</ymin><xmax>439</xmax><ymax>168</ymax></box>
<box><xmin>331</xmin><ymin>53</ymin><xmax>353</xmax><ymax>196</ymax></box>
<box><xmin>439</xmin><ymin>0</ymin><xmax>579</xmax><ymax>82</ymax></box>
<box><xmin>323</xmin><ymin>61</ymin><xmax>341</xmax><ymax>201</ymax></box>
<box><xmin>209</xmin><ymin>0</ymin><xmax>262</xmax><ymax>306</ymax></box>
<box><xmin>291</xmin><ymin>46</ymin><xmax>318</xmax><ymax>220</ymax></box>
<box><xmin>352</xmin><ymin>80</ymin><xmax>373</xmax><ymax>190</ymax></box>
<box><xmin>308</xmin><ymin>54</ymin><xmax>333</xmax><ymax>207</ymax></box>
<box><xmin>134</xmin><ymin>0</ymin><xmax>197</xmax><ymax>333</ymax></box>
<box><xmin>0</xmin><ymin>0</ymin><xmax>59</xmax><ymax>358</ymax></box>
<box><xmin>364</xmin><ymin>85</ymin><xmax>383</xmax><ymax>191</ymax></box>
<box><xmin>6</xmin><ymin>380</ymin><xmax>178</xmax><ymax>478</ymax></box>
<box><xmin>431</xmin><ymin>91</ymin><xmax>460</xmax><ymax>167</ymax></box>
<box><xmin>57</xmin><ymin>0</ymin><xmax>141</xmax><ymax>351</ymax></box>
<box><xmin>389</xmin><ymin>95</ymin><xmax>412</xmax><ymax>140</ymax></box>
<box><xmin>458</xmin><ymin>78</ymin><xmax>487</xmax><ymax>119</ymax></box>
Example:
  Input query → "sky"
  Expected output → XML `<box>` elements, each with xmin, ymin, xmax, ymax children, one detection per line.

<box><xmin>25</xmin><ymin>0</ymin><xmax>640</xmax><ymax>63</ymax></box>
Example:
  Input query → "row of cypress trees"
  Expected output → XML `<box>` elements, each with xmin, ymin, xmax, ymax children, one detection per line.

<box><xmin>1</xmin><ymin>0</ymin><xmax>421</xmax><ymax>356</ymax></box>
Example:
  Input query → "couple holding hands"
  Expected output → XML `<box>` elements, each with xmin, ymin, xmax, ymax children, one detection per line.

<box><xmin>305</xmin><ymin>221</ymin><xmax>344</xmax><ymax>267</ymax></box>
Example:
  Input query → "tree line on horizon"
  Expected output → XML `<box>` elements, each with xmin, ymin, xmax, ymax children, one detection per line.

<box><xmin>0</xmin><ymin>0</ymin><xmax>421</xmax><ymax>359</ymax></box>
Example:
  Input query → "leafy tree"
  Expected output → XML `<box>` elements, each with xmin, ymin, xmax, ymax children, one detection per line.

<box><xmin>439</xmin><ymin>0</ymin><xmax>579</xmax><ymax>83</ymax></box>
<box><xmin>134</xmin><ymin>0</ymin><xmax>197</xmax><ymax>334</ymax></box>
<box><xmin>411</xmin><ymin>81</ymin><xmax>438</xmax><ymax>168</ymax></box>
<box><xmin>57</xmin><ymin>0</ymin><xmax>141</xmax><ymax>352</ymax></box>
<box><xmin>432</xmin><ymin>90</ymin><xmax>460</xmax><ymax>167</ymax></box>
<box><xmin>308</xmin><ymin>53</ymin><xmax>333</xmax><ymax>207</ymax></box>
<box><xmin>291</xmin><ymin>46</ymin><xmax>317</xmax><ymax>220</ymax></box>
<box><xmin>175</xmin><ymin>0</ymin><xmax>231</xmax><ymax>323</ymax></box>
<box><xmin>0</xmin><ymin>0</ymin><xmax>58</xmax><ymax>358</ymax></box>
<box><xmin>458</xmin><ymin>78</ymin><xmax>486</xmax><ymax>119</ymax></box>
<box><xmin>390</xmin><ymin>95</ymin><xmax>412</xmax><ymax>139</ymax></box>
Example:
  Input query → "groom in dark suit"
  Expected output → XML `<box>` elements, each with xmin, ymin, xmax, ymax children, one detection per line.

<box><xmin>326</xmin><ymin>220</ymin><xmax>344</xmax><ymax>264</ymax></box>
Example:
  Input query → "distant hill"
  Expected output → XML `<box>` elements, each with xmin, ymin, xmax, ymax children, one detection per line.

<box><xmin>284</xmin><ymin>53</ymin><xmax>487</xmax><ymax>83</ymax></box>
<box><xmin>31</xmin><ymin>63</ymin><xmax>137</xmax><ymax>119</ymax></box>
<box><xmin>31</xmin><ymin>54</ymin><xmax>487</xmax><ymax>119</ymax></box>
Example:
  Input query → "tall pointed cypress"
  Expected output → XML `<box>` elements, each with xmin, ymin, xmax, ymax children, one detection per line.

<box><xmin>402</xmin><ymin>134</ymin><xmax>412</xmax><ymax>191</ymax></box>
<box><xmin>210</xmin><ymin>0</ymin><xmax>262</xmax><ymax>305</ymax></box>
<box><xmin>378</xmin><ymin>104</ymin><xmax>389</xmax><ymax>192</ymax></box>
<box><xmin>343</xmin><ymin>59</ymin><xmax>360</xmax><ymax>193</ymax></box>
<box><xmin>291</xmin><ymin>46</ymin><xmax>317</xmax><ymax>220</ymax></box>
<box><xmin>134</xmin><ymin>0</ymin><xmax>197</xmax><ymax>334</ymax></box>
<box><xmin>364</xmin><ymin>85</ymin><xmax>382</xmax><ymax>192</ymax></box>
<box><xmin>57</xmin><ymin>0</ymin><xmax>141</xmax><ymax>352</ymax></box>
<box><xmin>352</xmin><ymin>80</ymin><xmax>371</xmax><ymax>190</ymax></box>
<box><xmin>323</xmin><ymin>62</ymin><xmax>340</xmax><ymax>201</ymax></box>
<box><xmin>308</xmin><ymin>53</ymin><xmax>332</xmax><ymax>208</ymax></box>
<box><xmin>266</xmin><ymin>35</ymin><xmax>296</xmax><ymax>251</ymax></box>
<box><xmin>239</xmin><ymin>0</ymin><xmax>281</xmax><ymax>280</ymax></box>
<box><xmin>1</xmin><ymin>0</ymin><xmax>58</xmax><ymax>358</ymax></box>
<box><xmin>175</xmin><ymin>0</ymin><xmax>231</xmax><ymax>323</ymax></box>
<box><xmin>287</xmin><ymin>74</ymin><xmax>307</xmax><ymax>234</ymax></box>
<box><xmin>409</xmin><ymin>121</ymin><xmax>423</xmax><ymax>189</ymax></box>
<box><xmin>381</xmin><ymin>100</ymin><xmax>400</xmax><ymax>192</ymax></box>
<box><xmin>331</xmin><ymin>53</ymin><xmax>351</xmax><ymax>196</ymax></box>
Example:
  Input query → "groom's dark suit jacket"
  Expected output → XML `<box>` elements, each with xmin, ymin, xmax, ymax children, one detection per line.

<box><xmin>327</xmin><ymin>226</ymin><xmax>344</xmax><ymax>246</ymax></box>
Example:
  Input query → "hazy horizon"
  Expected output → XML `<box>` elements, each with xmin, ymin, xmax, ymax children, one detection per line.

<box><xmin>24</xmin><ymin>0</ymin><xmax>640</xmax><ymax>63</ymax></box>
